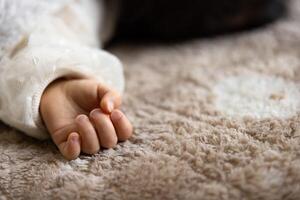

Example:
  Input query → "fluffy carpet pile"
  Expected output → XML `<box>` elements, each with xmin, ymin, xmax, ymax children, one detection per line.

<box><xmin>1</xmin><ymin>1</ymin><xmax>300</xmax><ymax>199</ymax></box>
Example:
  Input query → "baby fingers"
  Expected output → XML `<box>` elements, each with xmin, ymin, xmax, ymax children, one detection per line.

<box><xmin>58</xmin><ymin>132</ymin><xmax>81</xmax><ymax>160</ymax></box>
<box><xmin>110</xmin><ymin>110</ymin><xmax>133</xmax><ymax>141</ymax></box>
<box><xmin>98</xmin><ymin>84</ymin><xmax>122</xmax><ymax>113</ymax></box>
<box><xmin>75</xmin><ymin>114</ymin><xmax>100</xmax><ymax>154</ymax></box>
<box><xmin>90</xmin><ymin>109</ymin><xmax>118</xmax><ymax>149</ymax></box>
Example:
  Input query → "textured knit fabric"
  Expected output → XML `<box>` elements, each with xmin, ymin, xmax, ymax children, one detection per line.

<box><xmin>0</xmin><ymin>0</ymin><xmax>124</xmax><ymax>139</ymax></box>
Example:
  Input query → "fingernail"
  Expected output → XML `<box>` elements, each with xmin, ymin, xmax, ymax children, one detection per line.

<box><xmin>111</xmin><ymin>110</ymin><xmax>123</xmax><ymax>121</ymax></box>
<box><xmin>107</xmin><ymin>100</ymin><xmax>114</xmax><ymax>112</ymax></box>
<box><xmin>76</xmin><ymin>115</ymin><xmax>87</xmax><ymax>123</ymax></box>
<box><xmin>90</xmin><ymin>109</ymin><xmax>101</xmax><ymax>119</ymax></box>
<box><xmin>71</xmin><ymin>136</ymin><xmax>79</xmax><ymax>143</ymax></box>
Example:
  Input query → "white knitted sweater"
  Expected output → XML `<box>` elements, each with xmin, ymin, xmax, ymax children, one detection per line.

<box><xmin>0</xmin><ymin>0</ymin><xmax>124</xmax><ymax>139</ymax></box>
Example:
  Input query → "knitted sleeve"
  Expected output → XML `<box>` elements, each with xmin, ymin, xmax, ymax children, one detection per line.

<box><xmin>0</xmin><ymin>0</ymin><xmax>124</xmax><ymax>139</ymax></box>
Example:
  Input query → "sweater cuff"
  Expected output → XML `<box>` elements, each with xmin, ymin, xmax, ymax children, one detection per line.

<box><xmin>0</xmin><ymin>44</ymin><xmax>124</xmax><ymax>140</ymax></box>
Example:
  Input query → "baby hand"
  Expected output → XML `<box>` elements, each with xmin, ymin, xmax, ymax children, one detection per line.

<box><xmin>40</xmin><ymin>78</ymin><xmax>133</xmax><ymax>160</ymax></box>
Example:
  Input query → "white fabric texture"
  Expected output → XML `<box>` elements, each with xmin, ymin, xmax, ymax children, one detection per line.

<box><xmin>0</xmin><ymin>0</ymin><xmax>124</xmax><ymax>139</ymax></box>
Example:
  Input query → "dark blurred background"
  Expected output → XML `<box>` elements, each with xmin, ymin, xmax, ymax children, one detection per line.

<box><xmin>114</xmin><ymin>0</ymin><xmax>287</xmax><ymax>41</ymax></box>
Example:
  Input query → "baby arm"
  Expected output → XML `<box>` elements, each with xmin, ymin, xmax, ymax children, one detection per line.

<box><xmin>0</xmin><ymin>0</ymin><xmax>132</xmax><ymax>160</ymax></box>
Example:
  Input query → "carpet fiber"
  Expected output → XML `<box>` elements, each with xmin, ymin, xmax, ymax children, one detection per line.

<box><xmin>1</xmin><ymin>1</ymin><xmax>300</xmax><ymax>199</ymax></box>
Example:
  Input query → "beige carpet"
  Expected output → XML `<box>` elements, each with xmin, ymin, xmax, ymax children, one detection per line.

<box><xmin>1</xmin><ymin>1</ymin><xmax>300</xmax><ymax>199</ymax></box>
